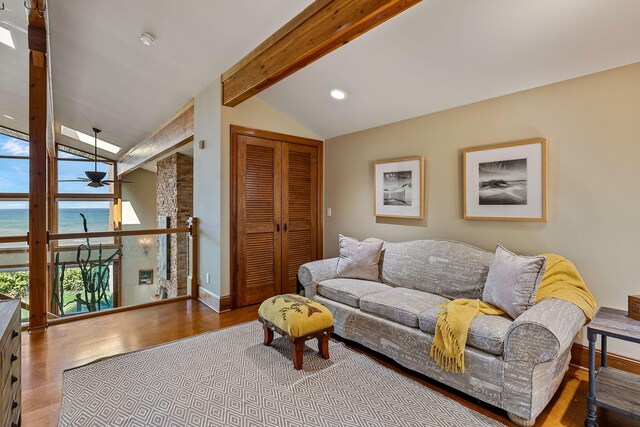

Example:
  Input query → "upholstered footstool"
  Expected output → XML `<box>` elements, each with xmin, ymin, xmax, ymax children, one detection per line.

<box><xmin>258</xmin><ymin>294</ymin><xmax>334</xmax><ymax>370</ymax></box>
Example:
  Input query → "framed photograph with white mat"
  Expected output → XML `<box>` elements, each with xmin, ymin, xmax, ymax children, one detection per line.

<box><xmin>374</xmin><ymin>156</ymin><xmax>424</xmax><ymax>219</ymax></box>
<box><xmin>464</xmin><ymin>139</ymin><xmax>547</xmax><ymax>221</ymax></box>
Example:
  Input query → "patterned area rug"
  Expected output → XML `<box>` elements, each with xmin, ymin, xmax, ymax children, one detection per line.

<box><xmin>59</xmin><ymin>321</ymin><xmax>505</xmax><ymax>427</ymax></box>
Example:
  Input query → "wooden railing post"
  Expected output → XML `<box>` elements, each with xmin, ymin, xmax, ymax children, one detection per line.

<box><xmin>188</xmin><ymin>217</ymin><xmax>199</xmax><ymax>299</ymax></box>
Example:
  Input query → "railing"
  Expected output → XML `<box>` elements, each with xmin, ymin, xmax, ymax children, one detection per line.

<box><xmin>0</xmin><ymin>235</ymin><xmax>30</xmax><ymax>325</ymax></box>
<box><xmin>0</xmin><ymin>218</ymin><xmax>199</xmax><ymax>328</ymax></box>
<box><xmin>45</xmin><ymin>218</ymin><xmax>198</xmax><ymax>324</ymax></box>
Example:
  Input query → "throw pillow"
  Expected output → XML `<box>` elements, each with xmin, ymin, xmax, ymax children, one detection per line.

<box><xmin>336</xmin><ymin>234</ymin><xmax>384</xmax><ymax>282</ymax></box>
<box><xmin>482</xmin><ymin>245</ymin><xmax>547</xmax><ymax>319</ymax></box>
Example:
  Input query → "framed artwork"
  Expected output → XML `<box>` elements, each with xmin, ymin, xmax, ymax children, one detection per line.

<box><xmin>464</xmin><ymin>139</ymin><xmax>547</xmax><ymax>221</ymax></box>
<box><xmin>139</xmin><ymin>269</ymin><xmax>153</xmax><ymax>285</ymax></box>
<box><xmin>374</xmin><ymin>156</ymin><xmax>424</xmax><ymax>219</ymax></box>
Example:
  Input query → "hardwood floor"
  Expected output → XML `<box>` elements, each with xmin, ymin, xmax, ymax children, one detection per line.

<box><xmin>21</xmin><ymin>300</ymin><xmax>638</xmax><ymax>427</ymax></box>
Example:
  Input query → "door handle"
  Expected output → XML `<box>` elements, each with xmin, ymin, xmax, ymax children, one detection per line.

<box><xmin>284</xmin><ymin>223</ymin><xmax>288</xmax><ymax>232</ymax></box>
<box><xmin>276</xmin><ymin>224</ymin><xmax>280</xmax><ymax>232</ymax></box>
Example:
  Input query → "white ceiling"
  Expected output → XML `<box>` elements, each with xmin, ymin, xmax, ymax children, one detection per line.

<box><xmin>0</xmin><ymin>0</ymin><xmax>29</xmax><ymax>133</ymax></box>
<box><xmin>258</xmin><ymin>0</ymin><xmax>640</xmax><ymax>139</ymax></box>
<box><xmin>47</xmin><ymin>0</ymin><xmax>314</xmax><ymax>158</ymax></box>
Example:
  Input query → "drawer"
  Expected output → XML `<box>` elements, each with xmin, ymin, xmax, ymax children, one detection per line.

<box><xmin>1</xmin><ymin>343</ymin><xmax>19</xmax><ymax>382</ymax></box>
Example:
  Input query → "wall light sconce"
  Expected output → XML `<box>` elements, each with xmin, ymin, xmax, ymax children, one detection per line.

<box><xmin>139</xmin><ymin>237</ymin><xmax>151</xmax><ymax>255</ymax></box>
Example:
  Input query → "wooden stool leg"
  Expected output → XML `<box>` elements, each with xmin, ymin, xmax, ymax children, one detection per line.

<box><xmin>317</xmin><ymin>332</ymin><xmax>330</xmax><ymax>359</ymax></box>
<box><xmin>263</xmin><ymin>325</ymin><xmax>274</xmax><ymax>346</ymax></box>
<box><xmin>292</xmin><ymin>341</ymin><xmax>305</xmax><ymax>370</ymax></box>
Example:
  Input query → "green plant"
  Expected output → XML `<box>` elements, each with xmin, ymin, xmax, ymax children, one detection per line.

<box><xmin>0</xmin><ymin>271</ymin><xmax>29</xmax><ymax>300</ymax></box>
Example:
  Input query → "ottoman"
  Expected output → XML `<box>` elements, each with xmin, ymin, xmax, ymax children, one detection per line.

<box><xmin>258</xmin><ymin>294</ymin><xmax>334</xmax><ymax>370</ymax></box>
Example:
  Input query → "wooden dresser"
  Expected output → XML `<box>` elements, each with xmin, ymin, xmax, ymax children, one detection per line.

<box><xmin>0</xmin><ymin>299</ymin><xmax>20</xmax><ymax>427</ymax></box>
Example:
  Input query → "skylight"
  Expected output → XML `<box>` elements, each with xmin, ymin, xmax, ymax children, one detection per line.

<box><xmin>60</xmin><ymin>125</ymin><xmax>121</xmax><ymax>154</ymax></box>
<box><xmin>0</xmin><ymin>26</ymin><xmax>15</xmax><ymax>49</ymax></box>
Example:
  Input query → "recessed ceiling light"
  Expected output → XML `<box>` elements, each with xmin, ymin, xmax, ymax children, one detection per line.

<box><xmin>0</xmin><ymin>26</ymin><xmax>15</xmax><ymax>49</ymax></box>
<box><xmin>330</xmin><ymin>88</ymin><xmax>347</xmax><ymax>100</ymax></box>
<box><xmin>60</xmin><ymin>125</ymin><xmax>121</xmax><ymax>154</ymax></box>
<box><xmin>3</xmin><ymin>114</ymin><xmax>14</xmax><ymax>120</ymax></box>
<box><xmin>139</xmin><ymin>32</ymin><xmax>154</xmax><ymax>46</ymax></box>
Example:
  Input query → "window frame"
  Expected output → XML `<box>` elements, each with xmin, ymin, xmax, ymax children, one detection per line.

<box><xmin>0</xmin><ymin>127</ymin><xmax>30</xmax><ymax>251</ymax></box>
<box><xmin>50</xmin><ymin>142</ymin><xmax>123</xmax><ymax>308</ymax></box>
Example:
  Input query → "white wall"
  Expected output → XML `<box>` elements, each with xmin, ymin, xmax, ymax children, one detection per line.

<box><xmin>193</xmin><ymin>78</ymin><xmax>223</xmax><ymax>296</ymax></box>
<box><xmin>193</xmin><ymin>83</ymin><xmax>321</xmax><ymax>299</ymax></box>
<box><xmin>324</xmin><ymin>62</ymin><xmax>640</xmax><ymax>359</ymax></box>
<box><xmin>120</xmin><ymin>168</ymin><xmax>157</xmax><ymax>306</ymax></box>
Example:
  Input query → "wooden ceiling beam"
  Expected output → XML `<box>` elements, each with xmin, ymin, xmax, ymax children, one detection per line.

<box><xmin>117</xmin><ymin>100</ymin><xmax>194</xmax><ymax>176</ymax></box>
<box><xmin>221</xmin><ymin>0</ymin><xmax>421</xmax><ymax>107</ymax></box>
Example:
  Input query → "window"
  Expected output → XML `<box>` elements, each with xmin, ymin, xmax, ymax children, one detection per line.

<box><xmin>0</xmin><ymin>128</ymin><xmax>30</xmax><ymax>323</ymax></box>
<box><xmin>57</xmin><ymin>158</ymin><xmax>113</xmax><ymax>194</ymax></box>
<box><xmin>0</xmin><ymin>201</ymin><xmax>28</xmax><ymax>239</ymax></box>
<box><xmin>0</xmin><ymin>129</ymin><xmax>29</xmax><ymax>243</ymax></box>
<box><xmin>57</xmin><ymin>200</ymin><xmax>113</xmax><ymax>233</ymax></box>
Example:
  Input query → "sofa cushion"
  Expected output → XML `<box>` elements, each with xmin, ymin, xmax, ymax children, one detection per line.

<box><xmin>418</xmin><ymin>306</ymin><xmax>512</xmax><ymax>356</ymax></box>
<box><xmin>482</xmin><ymin>245</ymin><xmax>547</xmax><ymax>319</ymax></box>
<box><xmin>360</xmin><ymin>288</ymin><xmax>450</xmax><ymax>328</ymax></box>
<box><xmin>336</xmin><ymin>234</ymin><xmax>384</xmax><ymax>282</ymax></box>
<box><xmin>317</xmin><ymin>278</ymin><xmax>391</xmax><ymax>308</ymax></box>
<box><xmin>380</xmin><ymin>239</ymin><xmax>494</xmax><ymax>300</ymax></box>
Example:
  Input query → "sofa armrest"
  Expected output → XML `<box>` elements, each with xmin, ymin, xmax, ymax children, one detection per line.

<box><xmin>504</xmin><ymin>298</ymin><xmax>586</xmax><ymax>364</ymax></box>
<box><xmin>298</xmin><ymin>258</ymin><xmax>339</xmax><ymax>298</ymax></box>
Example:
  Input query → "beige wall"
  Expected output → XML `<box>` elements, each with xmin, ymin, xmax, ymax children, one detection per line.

<box><xmin>324</xmin><ymin>62</ymin><xmax>640</xmax><ymax>358</ymax></box>
<box><xmin>194</xmin><ymin>83</ymin><xmax>320</xmax><ymax>298</ymax></box>
<box><xmin>121</xmin><ymin>168</ymin><xmax>157</xmax><ymax>306</ymax></box>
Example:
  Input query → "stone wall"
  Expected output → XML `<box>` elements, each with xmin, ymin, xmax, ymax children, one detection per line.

<box><xmin>156</xmin><ymin>153</ymin><xmax>193</xmax><ymax>298</ymax></box>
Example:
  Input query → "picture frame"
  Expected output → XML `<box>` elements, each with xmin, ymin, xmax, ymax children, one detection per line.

<box><xmin>139</xmin><ymin>269</ymin><xmax>154</xmax><ymax>285</ymax></box>
<box><xmin>374</xmin><ymin>156</ymin><xmax>424</xmax><ymax>219</ymax></box>
<box><xmin>463</xmin><ymin>139</ymin><xmax>547</xmax><ymax>221</ymax></box>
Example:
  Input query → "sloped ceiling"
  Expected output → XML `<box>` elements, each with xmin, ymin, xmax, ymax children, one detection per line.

<box><xmin>258</xmin><ymin>0</ymin><xmax>640</xmax><ymax>139</ymax></box>
<box><xmin>0</xmin><ymin>0</ymin><xmax>29</xmax><ymax>134</ymax></box>
<box><xmin>47</xmin><ymin>0</ymin><xmax>314</xmax><ymax>158</ymax></box>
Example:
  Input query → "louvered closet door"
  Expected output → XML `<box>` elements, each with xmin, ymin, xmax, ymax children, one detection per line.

<box><xmin>281</xmin><ymin>142</ymin><xmax>318</xmax><ymax>294</ymax></box>
<box><xmin>236</xmin><ymin>135</ymin><xmax>282</xmax><ymax>307</ymax></box>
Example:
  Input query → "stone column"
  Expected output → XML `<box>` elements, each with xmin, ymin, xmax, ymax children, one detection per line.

<box><xmin>156</xmin><ymin>153</ymin><xmax>193</xmax><ymax>298</ymax></box>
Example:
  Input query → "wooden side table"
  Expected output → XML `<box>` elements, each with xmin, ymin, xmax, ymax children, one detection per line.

<box><xmin>586</xmin><ymin>307</ymin><xmax>640</xmax><ymax>426</ymax></box>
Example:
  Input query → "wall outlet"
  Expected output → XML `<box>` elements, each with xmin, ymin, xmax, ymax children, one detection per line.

<box><xmin>327</xmin><ymin>208</ymin><xmax>332</xmax><ymax>217</ymax></box>
<box><xmin>205</xmin><ymin>273</ymin><xmax>210</xmax><ymax>284</ymax></box>
<box><xmin>199</xmin><ymin>139</ymin><xmax>205</xmax><ymax>149</ymax></box>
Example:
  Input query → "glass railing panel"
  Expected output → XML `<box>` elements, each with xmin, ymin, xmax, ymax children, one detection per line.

<box><xmin>47</xmin><ymin>228</ymin><xmax>192</xmax><ymax>321</ymax></box>
<box><xmin>0</xmin><ymin>244</ymin><xmax>29</xmax><ymax>324</ymax></box>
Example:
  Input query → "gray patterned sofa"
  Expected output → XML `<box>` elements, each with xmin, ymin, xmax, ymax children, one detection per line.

<box><xmin>298</xmin><ymin>239</ymin><xmax>586</xmax><ymax>427</ymax></box>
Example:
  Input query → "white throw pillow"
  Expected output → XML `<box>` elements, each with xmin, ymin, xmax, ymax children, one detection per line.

<box><xmin>336</xmin><ymin>234</ymin><xmax>384</xmax><ymax>282</ymax></box>
<box><xmin>482</xmin><ymin>245</ymin><xmax>547</xmax><ymax>319</ymax></box>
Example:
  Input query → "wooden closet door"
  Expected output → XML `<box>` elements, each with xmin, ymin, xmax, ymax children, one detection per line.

<box><xmin>281</xmin><ymin>142</ymin><xmax>318</xmax><ymax>294</ymax></box>
<box><xmin>236</xmin><ymin>135</ymin><xmax>282</xmax><ymax>307</ymax></box>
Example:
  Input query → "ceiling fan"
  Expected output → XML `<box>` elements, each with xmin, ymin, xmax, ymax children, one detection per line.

<box><xmin>58</xmin><ymin>128</ymin><xmax>132</xmax><ymax>188</ymax></box>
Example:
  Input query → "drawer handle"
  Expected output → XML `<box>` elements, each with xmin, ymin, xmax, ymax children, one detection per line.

<box><xmin>11</xmin><ymin>353</ymin><xmax>17</xmax><ymax>362</ymax></box>
<box><xmin>12</xmin><ymin>329</ymin><xmax>18</xmax><ymax>339</ymax></box>
<box><xmin>12</xmin><ymin>400</ymin><xmax>18</xmax><ymax>409</ymax></box>
<box><xmin>11</xmin><ymin>375</ymin><xmax>18</xmax><ymax>384</ymax></box>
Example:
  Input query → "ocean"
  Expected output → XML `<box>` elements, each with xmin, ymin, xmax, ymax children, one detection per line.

<box><xmin>0</xmin><ymin>208</ymin><xmax>110</xmax><ymax>237</ymax></box>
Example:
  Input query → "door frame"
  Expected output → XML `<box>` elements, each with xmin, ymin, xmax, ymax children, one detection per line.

<box><xmin>230</xmin><ymin>125</ymin><xmax>323</xmax><ymax>309</ymax></box>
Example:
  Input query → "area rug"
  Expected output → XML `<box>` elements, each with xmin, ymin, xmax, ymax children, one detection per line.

<box><xmin>59</xmin><ymin>321</ymin><xmax>505</xmax><ymax>427</ymax></box>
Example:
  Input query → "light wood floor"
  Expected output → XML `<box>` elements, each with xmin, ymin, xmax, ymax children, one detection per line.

<box><xmin>21</xmin><ymin>300</ymin><xmax>638</xmax><ymax>427</ymax></box>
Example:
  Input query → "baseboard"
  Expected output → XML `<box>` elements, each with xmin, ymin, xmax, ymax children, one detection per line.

<box><xmin>197</xmin><ymin>286</ymin><xmax>231</xmax><ymax>313</ymax></box>
<box><xmin>570</xmin><ymin>342</ymin><xmax>640</xmax><ymax>375</ymax></box>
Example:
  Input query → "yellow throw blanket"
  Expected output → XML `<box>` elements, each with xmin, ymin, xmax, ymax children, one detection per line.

<box><xmin>430</xmin><ymin>299</ymin><xmax>504</xmax><ymax>373</ymax></box>
<box><xmin>430</xmin><ymin>253</ymin><xmax>596</xmax><ymax>373</ymax></box>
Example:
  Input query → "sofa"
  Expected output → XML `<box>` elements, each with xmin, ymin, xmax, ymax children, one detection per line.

<box><xmin>298</xmin><ymin>239</ymin><xmax>586</xmax><ymax>426</ymax></box>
